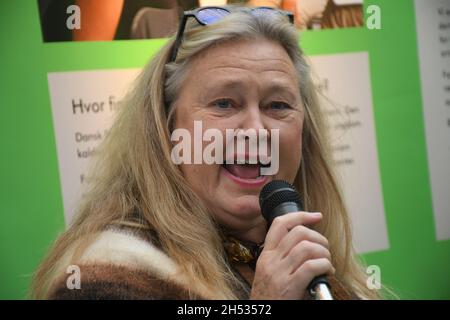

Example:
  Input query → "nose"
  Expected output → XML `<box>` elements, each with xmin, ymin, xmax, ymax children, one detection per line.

<box><xmin>239</xmin><ymin>104</ymin><xmax>266</xmax><ymax>132</ymax></box>
<box><xmin>234</xmin><ymin>104</ymin><xmax>271</xmax><ymax>161</ymax></box>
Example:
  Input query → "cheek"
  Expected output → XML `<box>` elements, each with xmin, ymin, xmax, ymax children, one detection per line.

<box><xmin>279</xmin><ymin>122</ymin><xmax>303</xmax><ymax>173</ymax></box>
<box><xmin>181</xmin><ymin>163</ymin><xmax>219</xmax><ymax>188</ymax></box>
<box><xmin>172</xmin><ymin>110</ymin><xmax>226</xmax><ymax>195</ymax></box>
<box><xmin>180</xmin><ymin>168</ymin><xmax>201</xmax><ymax>204</ymax></box>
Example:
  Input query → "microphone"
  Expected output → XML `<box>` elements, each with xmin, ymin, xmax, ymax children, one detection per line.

<box><xmin>259</xmin><ymin>180</ymin><xmax>333</xmax><ymax>300</ymax></box>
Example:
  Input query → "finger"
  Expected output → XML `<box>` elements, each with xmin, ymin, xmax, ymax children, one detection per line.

<box><xmin>264</xmin><ymin>211</ymin><xmax>322</xmax><ymax>251</ymax></box>
<box><xmin>281</xmin><ymin>240</ymin><xmax>331</xmax><ymax>274</ymax></box>
<box><xmin>291</xmin><ymin>258</ymin><xmax>335</xmax><ymax>291</ymax></box>
<box><xmin>276</xmin><ymin>225</ymin><xmax>329</xmax><ymax>259</ymax></box>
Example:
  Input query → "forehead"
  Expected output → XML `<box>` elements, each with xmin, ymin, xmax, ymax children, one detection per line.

<box><xmin>187</xmin><ymin>38</ymin><xmax>299</xmax><ymax>86</ymax></box>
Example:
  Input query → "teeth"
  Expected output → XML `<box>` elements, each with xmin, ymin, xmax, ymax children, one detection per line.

<box><xmin>224</xmin><ymin>158</ymin><xmax>271</xmax><ymax>166</ymax></box>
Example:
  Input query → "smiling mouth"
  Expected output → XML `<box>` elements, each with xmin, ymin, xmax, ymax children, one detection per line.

<box><xmin>221</xmin><ymin>160</ymin><xmax>271</xmax><ymax>180</ymax></box>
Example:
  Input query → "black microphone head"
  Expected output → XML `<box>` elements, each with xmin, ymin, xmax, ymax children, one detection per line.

<box><xmin>259</xmin><ymin>180</ymin><xmax>303</xmax><ymax>222</ymax></box>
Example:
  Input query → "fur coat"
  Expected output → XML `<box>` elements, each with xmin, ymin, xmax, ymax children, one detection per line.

<box><xmin>48</xmin><ymin>223</ymin><xmax>356</xmax><ymax>300</ymax></box>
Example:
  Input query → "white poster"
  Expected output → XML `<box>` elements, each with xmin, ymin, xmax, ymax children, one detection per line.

<box><xmin>47</xmin><ymin>69</ymin><xmax>140</xmax><ymax>224</ymax></box>
<box><xmin>415</xmin><ymin>0</ymin><xmax>450</xmax><ymax>241</ymax></box>
<box><xmin>309</xmin><ymin>52</ymin><xmax>389</xmax><ymax>253</ymax></box>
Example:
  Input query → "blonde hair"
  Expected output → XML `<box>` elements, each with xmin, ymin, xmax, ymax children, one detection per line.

<box><xmin>32</xmin><ymin>8</ymin><xmax>379</xmax><ymax>299</ymax></box>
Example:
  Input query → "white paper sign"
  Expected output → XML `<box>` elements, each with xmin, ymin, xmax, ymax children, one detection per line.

<box><xmin>47</xmin><ymin>69</ymin><xmax>140</xmax><ymax>224</ymax></box>
<box><xmin>309</xmin><ymin>52</ymin><xmax>389</xmax><ymax>253</ymax></box>
<box><xmin>415</xmin><ymin>0</ymin><xmax>450</xmax><ymax>241</ymax></box>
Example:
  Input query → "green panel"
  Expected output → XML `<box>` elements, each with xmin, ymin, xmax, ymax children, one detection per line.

<box><xmin>0</xmin><ymin>0</ymin><xmax>449</xmax><ymax>299</ymax></box>
<box><xmin>361</xmin><ymin>0</ymin><xmax>450</xmax><ymax>299</ymax></box>
<box><xmin>1</xmin><ymin>0</ymin><xmax>63</xmax><ymax>300</ymax></box>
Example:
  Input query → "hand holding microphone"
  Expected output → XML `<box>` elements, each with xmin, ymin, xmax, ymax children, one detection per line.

<box><xmin>250</xmin><ymin>180</ymin><xmax>334</xmax><ymax>300</ymax></box>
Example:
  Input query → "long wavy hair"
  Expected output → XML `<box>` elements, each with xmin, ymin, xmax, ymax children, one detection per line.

<box><xmin>32</xmin><ymin>8</ymin><xmax>379</xmax><ymax>299</ymax></box>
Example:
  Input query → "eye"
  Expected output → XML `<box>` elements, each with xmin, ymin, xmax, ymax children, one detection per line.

<box><xmin>268</xmin><ymin>101</ymin><xmax>291</xmax><ymax>110</ymax></box>
<box><xmin>213</xmin><ymin>98</ymin><xmax>234</xmax><ymax>109</ymax></box>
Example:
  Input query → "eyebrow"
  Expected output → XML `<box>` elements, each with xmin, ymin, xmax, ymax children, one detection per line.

<box><xmin>203</xmin><ymin>79</ymin><xmax>244</xmax><ymax>92</ymax></box>
<box><xmin>201</xmin><ymin>78</ymin><xmax>299</xmax><ymax>98</ymax></box>
<box><xmin>266</xmin><ymin>83</ymin><xmax>299</xmax><ymax>97</ymax></box>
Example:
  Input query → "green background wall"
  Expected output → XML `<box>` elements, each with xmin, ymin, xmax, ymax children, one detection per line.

<box><xmin>1</xmin><ymin>0</ymin><xmax>449</xmax><ymax>299</ymax></box>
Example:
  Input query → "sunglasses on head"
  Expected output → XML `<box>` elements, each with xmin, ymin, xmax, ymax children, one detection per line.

<box><xmin>169</xmin><ymin>6</ymin><xmax>295</xmax><ymax>63</ymax></box>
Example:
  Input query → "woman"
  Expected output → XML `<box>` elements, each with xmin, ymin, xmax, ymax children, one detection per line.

<box><xmin>32</xmin><ymin>6</ymin><xmax>379</xmax><ymax>300</ymax></box>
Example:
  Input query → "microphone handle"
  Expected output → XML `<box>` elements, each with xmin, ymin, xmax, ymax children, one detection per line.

<box><xmin>307</xmin><ymin>275</ymin><xmax>333</xmax><ymax>300</ymax></box>
<box><xmin>270</xmin><ymin>202</ymin><xmax>334</xmax><ymax>300</ymax></box>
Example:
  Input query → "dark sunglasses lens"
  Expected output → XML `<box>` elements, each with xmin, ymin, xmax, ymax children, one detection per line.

<box><xmin>197</xmin><ymin>8</ymin><xmax>230</xmax><ymax>25</ymax></box>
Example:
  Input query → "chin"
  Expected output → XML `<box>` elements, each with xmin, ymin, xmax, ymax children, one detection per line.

<box><xmin>226</xmin><ymin>195</ymin><xmax>262</xmax><ymax>219</ymax></box>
